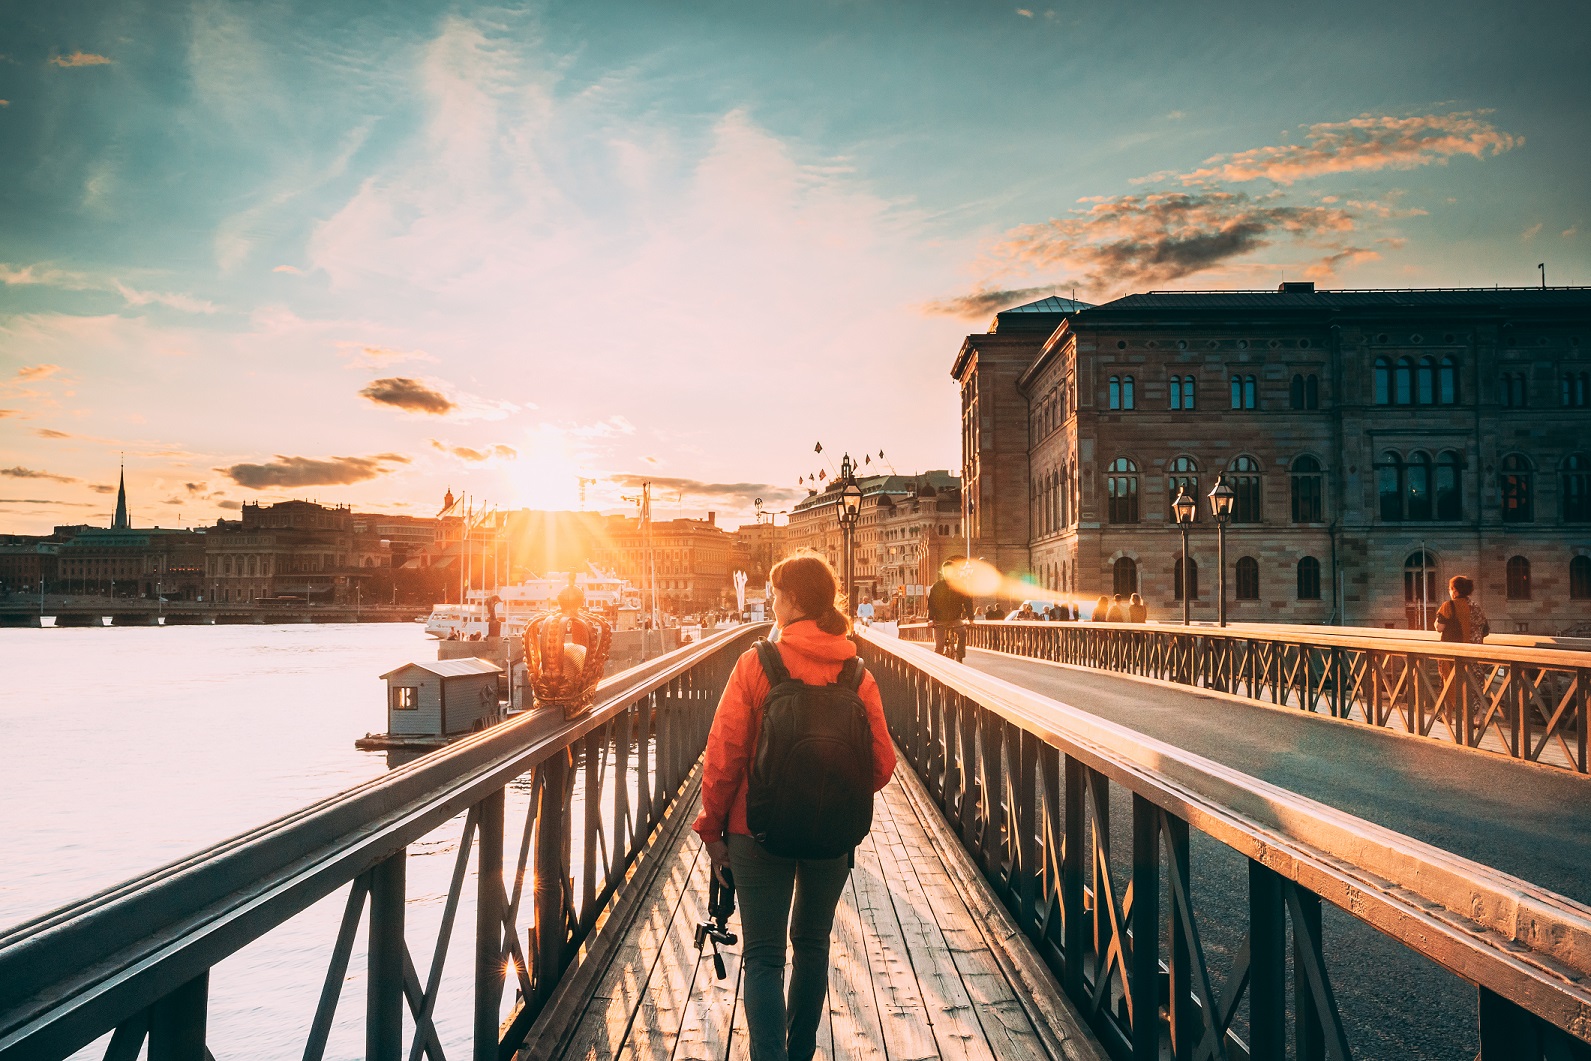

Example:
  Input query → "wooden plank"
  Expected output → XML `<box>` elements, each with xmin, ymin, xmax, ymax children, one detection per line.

<box><xmin>672</xmin><ymin>875</ymin><xmax>744</xmax><ymax>1061</ymax></box>
<box><xmin>622</xmin><ymin>850</ymin><xmax>713</xmax><ymax>1061</ymax></box>
<box><xmin>553</xmin><ymin>811</ymin><xmax>702</xmax><ymax>1061</ymax></box>
<box><xmin>827</xmin><ymin>874</ymin><xmax>886</xmax><ymax>1061</ymax></box>
<box><xmin>893</xmin><ymin>755</ymin><xmax>1109</xmax><ymax>1061</ymax></box>
<box><xmin>878</xmin><ymin>779</ymin><xmax>1048</xmax><ymax>1061</ymax></box>
<box><xmin>867</xmin><ymin>785</ymin><xmax>990</xmax><ymax>1061</ymax></box>
<box><xmin>850</xmin><ymin>819</ymin><xmax>940</xmax><ymax>1061</ymax></box>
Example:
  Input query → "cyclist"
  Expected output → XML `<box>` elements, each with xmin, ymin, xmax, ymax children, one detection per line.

<box><xmin>927</xmin><ymin>560</ymin><xmax>974</xmax><ymax>660</ymax></box>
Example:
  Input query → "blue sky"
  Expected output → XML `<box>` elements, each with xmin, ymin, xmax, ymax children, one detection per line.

<box><xmin>2</xmin><ymin>0</ymin><xmax>1587</xmax><ymax>534</ymax></box>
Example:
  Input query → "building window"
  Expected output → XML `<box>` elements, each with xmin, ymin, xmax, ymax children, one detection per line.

<box><xmin>1109</xmin><ymin>375</ymin><xmax>1135</xmax><ymax>410</ymax></box>
<box><xmin>1571</xmin><ymin>556</ymin><xmax>1591</xmax><ymax>600</ymax></box>
<box><xmin>1227</xmin><ymin>455</ymin><xmax>1262</xmax><ymax>523</ymax></box>
<box><xmin>1564</xmin><ymin>371</ymin><xmax>1590</xmax><ymax>408</ymax></box>
<box><xmin>1290</xmin><ymin>455</ymin><xmax>1323</xmax><ymax>523</ymax></box>
<box><xmin>1501</xmin><ymin>372</ymin><xmax>1527</xmax><ymax>407</ymax></box>
<box><xmin>1106</xmin><ymin>458</ymin><xmax>1139</xmax><ymax>523</ymax></box>
<box><xmin>391</xmin><ymin>687</ymin><xmax>418</xmax><ymax>711</ymax></box>
<box><xmin>1439</xmin><ymin>356</ymin><xmax>1458</xmax><ymax>404</ymax></box>
<box><xmin>1234</xmin><ymin>556</ymin><xmax>1260</xmax><ymax>600</ymax></box>
<box><xmin>1404</xmin><ymin>551</ymin><xmax>1439</xmax><ymax>607</ymax></box>
<box><xmin>1506</xmin><ymin>556</ymin><xmax>1532</xmax><ymax>600</ymax></box>
<box><xmin>1394</xmin><ymin>357</ymin><xmax>1413</xmax><ymax>405</ymax></box>
<box><xmin>1434</xmin><ymin>450</ymin><xmax>1463</xmax><ymax>520</ymax></box>
<box><xmin>1405</xmin><ymin>451</ymin><xmax>1433</xmax><ymax>521</ymax></box>
<box><xmin>1290</xmin><ymin>373</ymin><xmax>1320</xmax><ymax>410</ymax></box>
<box><xmin>1167</xmin><ymin>456</ymin><xmax>1199</xmax><ymax>521</ymax></box>
<box><xmin>1378</xmin><ymin>451</ymin><xmax>1406</xmax><ymax>521</ymax></box>
<box><xmin>1563</xmin><ymin>455</ymin><xmax>1591</xmax><ymax>523</ymax></box>
<box><xmin>1375</xmin><ymin>358</ymin><xmax>1391</xmax><ymax>404</ymax></box>
<box><xmin>1173</xmin><ymin>556</ymin><xmax>1199</xmax><ymax>600</ymax></box>
<box><xmin>1297</xmin><ymin>556</ymin><xmax>1322</xmax><ymax>600</ymax></box>
<box><xmin>1416</xmin><ymin>356</ymin><xmax>1436</xmax><ymax>405</ymax></box>
<box><xmin>1230</xmin><ymin>375</ymin><xmax>1257</xmax><ymax>409</ymax></box>
<box><xmin>1113</xmin><ymin>556</ymin><xmax>1138</xmax><ymax>596</ymax></box>
<box><xmin>1170</xmin><ymin>375</ymin><xmax>1197</xmax><ymax>410</ymax></box>
<box><xmin>1501</xmin><ymin>454</ymin><xmax>1534</xmax><ymax>523</ymax></box>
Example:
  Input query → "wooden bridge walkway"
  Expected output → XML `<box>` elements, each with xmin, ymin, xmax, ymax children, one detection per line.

<box><xmin>525</xmin><ymin>752</ymin><xmax>1103</xmax><ymax>1061</ymax></box>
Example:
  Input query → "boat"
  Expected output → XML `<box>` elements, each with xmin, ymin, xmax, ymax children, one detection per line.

<box><xmin>423</xmin><ymin>566</ymin><xmax>643</xmax><ymax>640</ymax></box>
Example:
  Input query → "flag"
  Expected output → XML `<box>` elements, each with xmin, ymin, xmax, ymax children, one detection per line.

<box><xmin>819</xmin><ymin>469</ymin><xmax>827</xmax><ymax>481</ymax></box>
<box><xmin>879</xmin><ymin>449</ymin><xmax>885</xmax><ymax>458</ymax></box>
<box><xmin>864</xmin><ymin>454</ymin><xmax>871</xmax><ymax>465</ymax></box>
<box><xmin>814</xmin><ymin>442</ymin><xmax>823</xmax><ymax>454</ymax></box>
<box><xmin>798</xmin><ymin>476</ymin><xmax>804</xmax><ymax>484</ymax></box>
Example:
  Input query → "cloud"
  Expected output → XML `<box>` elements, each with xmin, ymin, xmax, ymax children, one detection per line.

<box><xmin>13</xmin><ymin>364</ymin><xmax>63</xmax><ymax>382</ymax></box>
<box><xmin>335</xmin><ymin>341</ymin><xmax>435</xmax><ymax>368</ymax></box>
<box><xmin>49</xmin><ymin>52</ymin><xmax>113</xmax><ymax>68</ymax></box>
<box><xmin>989</xmin><ymin>190</ymin><xmax>1356</xmax><ymax>295</ymax></box>
<box><xmin>1</xmin><ymin>466</ymin><xmax>79</xmax><ymax>483</ymax></box>
<box><xmin>1521</xmin><ymin>222</ymin><xmax>1543</xmax><ymax>242</ymax></box>
<box><xmin>89</xmin><ymin>484</ymin><xmax>116</xmax><ymax>494</ymax></box>
<box><xmin>608</xmin><ymin>473</ymin><xmax>800</xmax><ymax>508</ymax></box>
<box><xmin>34</xmin><ymin>428</ymin><xmax>74</xmax><ymax>439</ymax></box>
<box><xmin>359</xmin><ymin>377</ymin><xmax>457</xmax><ymax>415</ymax></box>
<box><xmin>112</xmin><ymin>282</ymin><xmax>218</xmax><ymax>314</ymax></box>
<box><xmin>922</xmin><ymin>284</ymin><xmax>1070</xmax><ymax>320</ymax></box>
<box><xmin>219</xmin><ymin>453</ymin><xmax>411</xmax><ymax>489</ymax></box>
<box><xmin>0</xmin><ymin>498</ymin><xmax>95</xmax><ymax>506</ymax></box>
<box><xmin>429</xmin><ymin>439</ymin><xmax>517</xmax><ymax>461</ymax></box>
<box><xmin>0</xmin><ymin>409</ymin><xmax>19</xmax><ymax>418</ymax></box>
<box><xmin>0</xmin><ymin>100</ymin><xmax>9</xmax><ymax>107</ymax></box>
<box><xmin>1565</xmin><ymin>224</ymin><xmax>1580</xmax><ymax>240</ymax></box>
<box><xmin>185</xmin><ymin>482</ymin><xmax>207</xmax><ymax>493</ymax></box>
<box><xmin>272</xmin><ymin>265</ymin><xmax>303</xmax><ymax>274</ymax></box>
<box><xmin>1179</xmin><ymin>112</ymin><xmax>1520</xmax><ymax>186</ymax></box>
<box><xmin>217</xmin><ymin>500</ymin><xmax>242</xmax><ymax>510</ymax></box>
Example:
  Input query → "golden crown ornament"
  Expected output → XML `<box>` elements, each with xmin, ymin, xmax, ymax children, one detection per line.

<box><xmin>523</xmin><ymin>579</ymin><xmax>613</xmax><ymax>720</ymax></box>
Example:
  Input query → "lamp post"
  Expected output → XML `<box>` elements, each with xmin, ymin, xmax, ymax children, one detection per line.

<box><xmin>838</xmin><ymin>454</ymin><xmax>863</xmax><ymax>616</ymax></box>
<box><xmin>1172</xmin><ymin>488</ymin><xmax>1196</xmax><ymax>626</ymax></box>
<box><xmin>1208</xmin><ymin>476</ymin><xmax>1235</xmax><ymax>628</ymax></box>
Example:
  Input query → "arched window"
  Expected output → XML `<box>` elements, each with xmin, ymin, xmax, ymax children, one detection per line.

<box><xmin>1306</xmin><ymin>373</ymin><xmax>1319</xmax><ymax>409</ymax></box>
<box><xmin>1501</xmin><ymin>454</ymin><xmax>1534</xmax><ymax>523</ymax></box>
<box><xmin>1109</xmin><ymin>376</ymin><xmax>1122</xmax><ymax>410</ymax></box>
<box><xmin>1563</xmin><ymin>455</ymin><xmax>1591</xmax><ymax>523</ymax></box>
<box><xmin>1106</xmin><ymin>458</ymin><xmax>1139</xmax><ymax>523</ymax></box>
<box><xmin>1416</xmin><ymin>356</ymin><xmax>1436</xmax><ymax>405</ymax></box>
<box><xmin>1439</xmin><ymin>356</ymin><xmax>1457</xmax><ymax>404</ymax></box>
<box><xmin>1297</xmin><ymin>556</ymin><xmax>1322</xmax><ymax>600</ymax></box>
<box><xmin>1113</xmin><ymin>557</ymin><xmax>1138</xmax><ymax>596</ymax></box>
<box><xmin>1404</xmin><ymin>551</ymin><xmax>1438</xmax><ymax>607</ymax></box>
<box><xmin>1394</xmin><ymin>357</ymin><xmax>1413</xmax><ymax>405</ymax></box>
<box><xmin>1377</xmin><ymin>451</ymin><xmax>1404</xmax><ymax>521</ymax></box>
<box><xmin>1564</xmin><ymin>372</ymin><xmax>1590</xmax><ymax>408</ymax></box>
<box><xmin>1374</xmin><ymin>358</ymin><xmax>1391</xmax><ymax>405</ymax></box>
<box><xmin>1231</xmin><ymin>375</ymin><xmax>1241</xmax><ymax>409</ymax></box>
<box><xmin>1227</xmin><ymin>455</ymin><xmax>1262</xmax><ymax>523</ymax></box>
<box><xmin>1170</xmin><ymin>375</ymin><xmax>1196</xmax><ymax>410</ymax></box>
<box><xmin>1170</xmin><ymin>376</ymin><xmax>1183</xmax><ymax>410</ymax></box>
<box><xmin>1506</xmin><ymin>556</ymin><xmax>1532</xmax><ymax>600</ymax></box>
<box><xmin>1173</xmin><ymin>556</ymin><xmax>1199</xmax><ymax>601</ymax></box>
<box><xmin>1122</xmin><ymin>375</ymin><xmax>1135</xmax><ymax>410</ymax></box>
<box><xmin>1501</xmin><ymin>372</ymin><xmax>1527</xmax><ymax>408</ymax></box>
<box><xmin>1406</xmin><ymin>450</ymin><xmax>1433</xmax><ymax>521</ymax></box>
<box><xmin>1290</xmin><ymin>373</ymin><xmax>1305</xmax><ymax>409</ymax></box>
<box><xmin>1290</xmin><ymin>455</ymin><xmax>1323</xmax><ymax>523</ymax></box>
<box><xmin>1435</xmin><ymin>451</ymin><xmax>1463</xmax><ymax>520</ymax></box>
<box><xmin>1229</xmin><ymin>375</ymin><xmax>1257</xmax><ymax>410</ymax></box>
<box><xmin>1235</xmin><ymin>556</ymin><xmax>1260</xmax><ymax>600</ymax></box>
<box><xmin>1167</xmin><ymin>456</ymin><xmax>1199</xmax><ymax>521</ymax></box>
<box><xmin>1571</xmin><ymin>556</ymin><xmax>1591</xmax><ymax>600</ymax></box>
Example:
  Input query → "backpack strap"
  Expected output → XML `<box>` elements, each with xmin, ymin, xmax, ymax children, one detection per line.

<box><xmin>837</xmin><ymin>656</ymin><xmax>865</xmax><ymax>692</ymax></box>
<box><xmin>754</xmin><ymin>639</ymin><xmax>792</xmax><ymax>687</ymax></box>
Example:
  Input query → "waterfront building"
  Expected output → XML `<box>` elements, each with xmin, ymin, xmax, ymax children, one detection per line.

<box><xmin>728</xmin><ymin>519</ymin><xmax>789</xmax><ymax>586</ymax></box>
<box><xmin>49</xmin><ymin>468</ymin><xmax>209</xmax><ymax>600</ymax></box>
<box><xmin>205</xmin><ymin>500</ymin><xmax>363</xmax><ymax>604</ymax></box>
<box><xmin>954</xmin><ymin>284</ymin><xmax>1591</xmax><ymax>632</ymax></box>
<box><xmin>588</xmin><ymin>513</ymin><xmax>736</xmax><ymax>615</ymax></box>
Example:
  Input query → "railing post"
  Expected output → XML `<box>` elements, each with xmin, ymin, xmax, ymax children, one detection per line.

<box><xmin>147</xmin><ymin>971</ymin><xmax>208</xmax><ymax>1061</ymax></box>
<box><xmin>1477</xmin><ymin>986</ymin><xmax>1538</xmax><ymax>1059</ymax></box>
<box><xmin>1062</xmin><ymin>754</ymin><xmax>1086</xmax><ymax>998</ymax></box>
<box><xmin>532</xmin><ymin>750</ymin><xmax>572</xmax><ymax>1008</ymax></box>
<box><xmin>1292</xmin><ymin>884</ymin><xmax>1325</xmax><ymax>1061</ymax></box>
<box><xmin>1248</xmin><ymin>860</ymin><xmax>1286</xmax><ymax>1061</ymax></box>
<box><xmin>1165</xmin><ymin>814</ymin><xmax>1195</xmax><ymax>1061</ymax></box>
<box><xmin>475</xmin><ymin>788</ymin><xmax>505</xmax><ymax>1061</ymax></box>
<box><xmin>1130</xmin><ymin>795</ymin><xmax>1160</xmax><ymax>1061</ymax></box>
<box><xmin>367</xmin><ymin>850</ymin><xmax>406</xmax><ymax>1061</ymax></box>
<box><xmin>1015</xmin><ymin>729</ymin><xmax>1040</xmax><ymax>935</ymax></box>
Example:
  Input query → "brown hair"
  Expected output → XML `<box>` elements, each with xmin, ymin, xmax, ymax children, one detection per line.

<box><xmin>771</xmin><ymin>550</ymin><xmax>850</xmax><ymax>635</ymax></box>
<box><xmin>1449</xmin><ymin>575</ymin><xmax>1474</xmax><ymax>598</ymax></box>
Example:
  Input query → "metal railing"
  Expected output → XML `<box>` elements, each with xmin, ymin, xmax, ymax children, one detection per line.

<box><xmin>901</xmin><ymin>620</ymin><xmax>1589</xmax><ymax>772</ymax></box>
<box><xmin>0</xmin><ymin>624</ymin><xmax>764</xmax><ymax>1061</ymax></box>
<box><xmin>861</xmin><ymin>629</ymin><xmax>1591</xmax><ymax>1060</ymax></box>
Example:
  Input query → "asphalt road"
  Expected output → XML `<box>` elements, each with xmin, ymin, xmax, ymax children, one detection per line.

<box><xmin>959</xmin><ymin>648</ymin><xmax>1591</xmax><ymax>1061</ymax></box>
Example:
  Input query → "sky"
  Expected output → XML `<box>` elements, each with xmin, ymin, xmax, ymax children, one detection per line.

<box><xmin>2</xmin><ymin>0</ymin><xmax>1587</xmax><ymax>535</ymax></box>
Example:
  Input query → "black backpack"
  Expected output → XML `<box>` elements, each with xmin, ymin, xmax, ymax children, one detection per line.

<box><xmin>745</xmin><ymin>639</ymin><xmax>875</xmax><ymax>860</ymax></box>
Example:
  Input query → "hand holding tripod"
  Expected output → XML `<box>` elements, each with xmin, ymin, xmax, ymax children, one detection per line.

<box><xmin>693</xmin><ymin>867</ymin><xmax>737</xmax><ymax>979</ymax></box>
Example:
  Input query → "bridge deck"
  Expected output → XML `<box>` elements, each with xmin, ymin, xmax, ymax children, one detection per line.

<box><xmin>532</xmin><ymin>758</ymin><xmax>1103</xmax><ymax>1061</ymax></box>
<box><xmin>962</xmin><ymin>646</ymin><xmax>1591</xmax><ymax>904</ymax></box>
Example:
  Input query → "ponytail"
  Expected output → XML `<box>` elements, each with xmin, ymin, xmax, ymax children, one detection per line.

<box><xmin>770</xmin><ymin>550</ymin><xmax>852</xmax><ymax>636</ymax></box>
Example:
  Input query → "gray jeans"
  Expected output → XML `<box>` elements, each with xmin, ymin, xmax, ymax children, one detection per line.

<box><xmin>726</xmin><ymin>834</ymin><xmax>851</xmax><ymax>1061</ymax></box>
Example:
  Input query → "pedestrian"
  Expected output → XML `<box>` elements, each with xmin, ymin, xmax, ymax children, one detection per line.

<box><xmin>985</xmin><ymin>602</ymin><xmax>1002</xmax><ymax>620</ymax></box>
<box><xmin>928</xmin><ymin>560</ymin><xmax>976</xmax><ymax>658</ymax></box>
<box><xmin>856</xmin><ymin>598</ymin><xmax>875</xmax><ymax>627</ymax></box>
<box><xmin>1434</xmin><ymin>575</ymin><xmax>1489</xmax><ymax>645</ymax></box>
<box><xmin>1106</xmin><ymin>593</ymin><xmax>1126</xmax><ymax>622</ymax></box>
<box><xmin>1128</xmin><ymin>592</ymin><xmax>1147</xmax><ymax>623</ymax></box>
<box><xmin>1017</xmin><ymin>602</ymin><xmax>1036</xmax><ymax>620</ymax></box>
<box><xmin>694</xmin><ymin>553</ymin><xmax>896</xmax><ymax>1061</ymax></box>
<box><xmin>1092</xmin><ymin>595</ymin><xmax>1111</xmax><ymax>621</ymax></box>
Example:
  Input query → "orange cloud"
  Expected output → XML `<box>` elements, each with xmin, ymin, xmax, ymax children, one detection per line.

<box><xmin>1180</xmin><ymin>112</ymin><xmax>1520</xmax><ymax>186</ymax></box>
<box><xmin>359</xmin><ymin>377</ymin><xmax>456</xmax><ymax>415</ymax></box>
<box><xmin>922</xmin><ymin>285</ymin><xmax>1071</xmax><ymax>320</ymax></box>
<box><xmin>14</xmin><ymin>364</ymin><xmax>63</xmax><ymax>382</ymax></box>
<box><xmin>49</xmin><ymin>52</ymin><xmax>113</xmax><ymax>68</ymax></box>
<box><xmin>430</xmin><ymin>440</ymin><xmax>517</xmax><ymax>462</ymax></box>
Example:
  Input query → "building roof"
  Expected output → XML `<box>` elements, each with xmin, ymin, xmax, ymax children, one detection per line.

<box><xmin>1003</xmin><ymin>294</ymin><xmax>1093</xmax><ymax>314</ymax></box>
<box><xmin>989</xmin><ymin>294</ymin><xmax>1093</xmax><ymax>333</ymax></box>
<box><xmin>380</xmin><ymin>657</ymin><xmax>503</xmax><ymax>680</ymax></box>
<box><xmin>791</xmin><ymin>471</ymin><xmax>959</xmax><ymax>514</ymax></box>
<box><xmin>1092</xmin><ymin>287</ymin><xmax>1591</xmax><ymax>314</ymax></box>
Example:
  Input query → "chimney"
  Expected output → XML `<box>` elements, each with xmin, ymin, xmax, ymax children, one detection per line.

<box><xmin>1278</xmin><ymin>281</ymin><xmax>1315</xmax><ymax>293</ymax></box>
<box><xmin>707</xmin><ymin>511</ymin><xmax>716</xmax><ymax>526</ymax></box>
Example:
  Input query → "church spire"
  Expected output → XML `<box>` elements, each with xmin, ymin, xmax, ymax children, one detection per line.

<box><xmin>112</xmin><ymin>461</ymin><xmax>130</xmax><ymax>530</ymax></box>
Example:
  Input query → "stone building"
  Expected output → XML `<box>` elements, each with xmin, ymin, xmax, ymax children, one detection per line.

<box><xmin>955</xmin><ymin>285</ymin><xmax>1591</xmax><ymax>632</ymax></box>
<box><xmin>588</xmin><ymin>513</ymin><xmax>735</xmax><ymax>614</ymax></box>
<box><xmin>729</xmin><ymin>519</ymin><xmax>789</xmax><ymax>586</ymax></box>
<box><xmin>205</xmin><ymin>500</ymin><xmax>362</xmax><ymax>603</ymax></box>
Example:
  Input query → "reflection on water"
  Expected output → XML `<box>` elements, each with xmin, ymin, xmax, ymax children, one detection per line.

<box><xmin>0</xmin><ymin>624</ymin><xmax>670</xmax><ymax>1060</ymax></box>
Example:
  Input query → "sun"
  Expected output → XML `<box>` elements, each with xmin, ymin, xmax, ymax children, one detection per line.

<box><xmin>504</xmin><ymin>426</ymin><xmax>585</xmax><ymax>511</ymax></box>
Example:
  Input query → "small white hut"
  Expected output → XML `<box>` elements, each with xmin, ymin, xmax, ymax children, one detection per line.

<box><xmin>379</xmin><ymin>658</ymin><xmax>504</xmax><ymax>737</ymax></box>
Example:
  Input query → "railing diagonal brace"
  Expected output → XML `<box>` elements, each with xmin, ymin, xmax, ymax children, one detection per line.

<box><xmin>301</xmin><ymin>874</ymin><xmax>371</xmax><ymax>1061</ymax></box>
<box><xmin>406</xmin><ymin>808</ymin><xmax>478</xmax><ymax>1061</ymax></box>
<box><xmin>102</xmin><ymin>1009</ymin><xmax>148</xmax><ymax>1061</ymax></box>
<box><xmin>1283</xmin><ymin>884</ymin><xmax>1353</xmax><ymax>1061</ymax></box>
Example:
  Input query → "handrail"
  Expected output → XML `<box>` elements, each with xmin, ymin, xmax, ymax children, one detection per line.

<box><xmin>859</xmin><ymin>629</ymin><xmax>1591</xmax><ymax>1058</ymax></box>
<box><xmin>0</xmin><ymin>623</ymin><xmax>765</xmax><ymax>1061</ymax></box>
<box><xmin>898</xmin><ymin>620</ymin><xmax>1590</xmax><ymax>772</ymax></box>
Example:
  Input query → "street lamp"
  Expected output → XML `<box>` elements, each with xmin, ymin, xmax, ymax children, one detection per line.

<box><xmin>838</xmin><ymin>454</ymin><xmax>863</xmax><ymax>616</ymax></box>
<box><xmin>1172</xmin><ymin>488</ymin><xmax>1197</xmax><ymax>626</ymax></box>
<box><xmin>1208</xmin><ymin>475</ymin><xmax>1235</xmax><ymax>628</ymax></box>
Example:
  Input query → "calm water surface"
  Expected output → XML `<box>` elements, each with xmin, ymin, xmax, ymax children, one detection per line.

<box><xmin>1</xmin><ymin>623</ymin><xmax>526</xmax><ymax>1059</ymax></box>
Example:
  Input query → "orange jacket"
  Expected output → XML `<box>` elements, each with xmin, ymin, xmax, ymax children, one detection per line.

<box><xmin>693</xmin><ymin>621</ymin><xmax>896</xmax><ymax>844</ymax></box>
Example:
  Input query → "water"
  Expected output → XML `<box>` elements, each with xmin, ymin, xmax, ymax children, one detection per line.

<box><xmin>0</xmin><ymin>623</ymin><xmax>520</xmax><ymax>1058</ymax></box>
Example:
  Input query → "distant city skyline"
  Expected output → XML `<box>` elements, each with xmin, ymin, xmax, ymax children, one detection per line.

<box><xmin>3</xmin><ymin>0</ymin><xmax>1587</xmax><ymax>535</ymax></box>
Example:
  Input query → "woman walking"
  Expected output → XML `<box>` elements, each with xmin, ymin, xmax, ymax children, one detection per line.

<box><xmin>694</xmin><ymin>552</ymin><xmax>896</xmax><ymax>1061</ymax></box>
